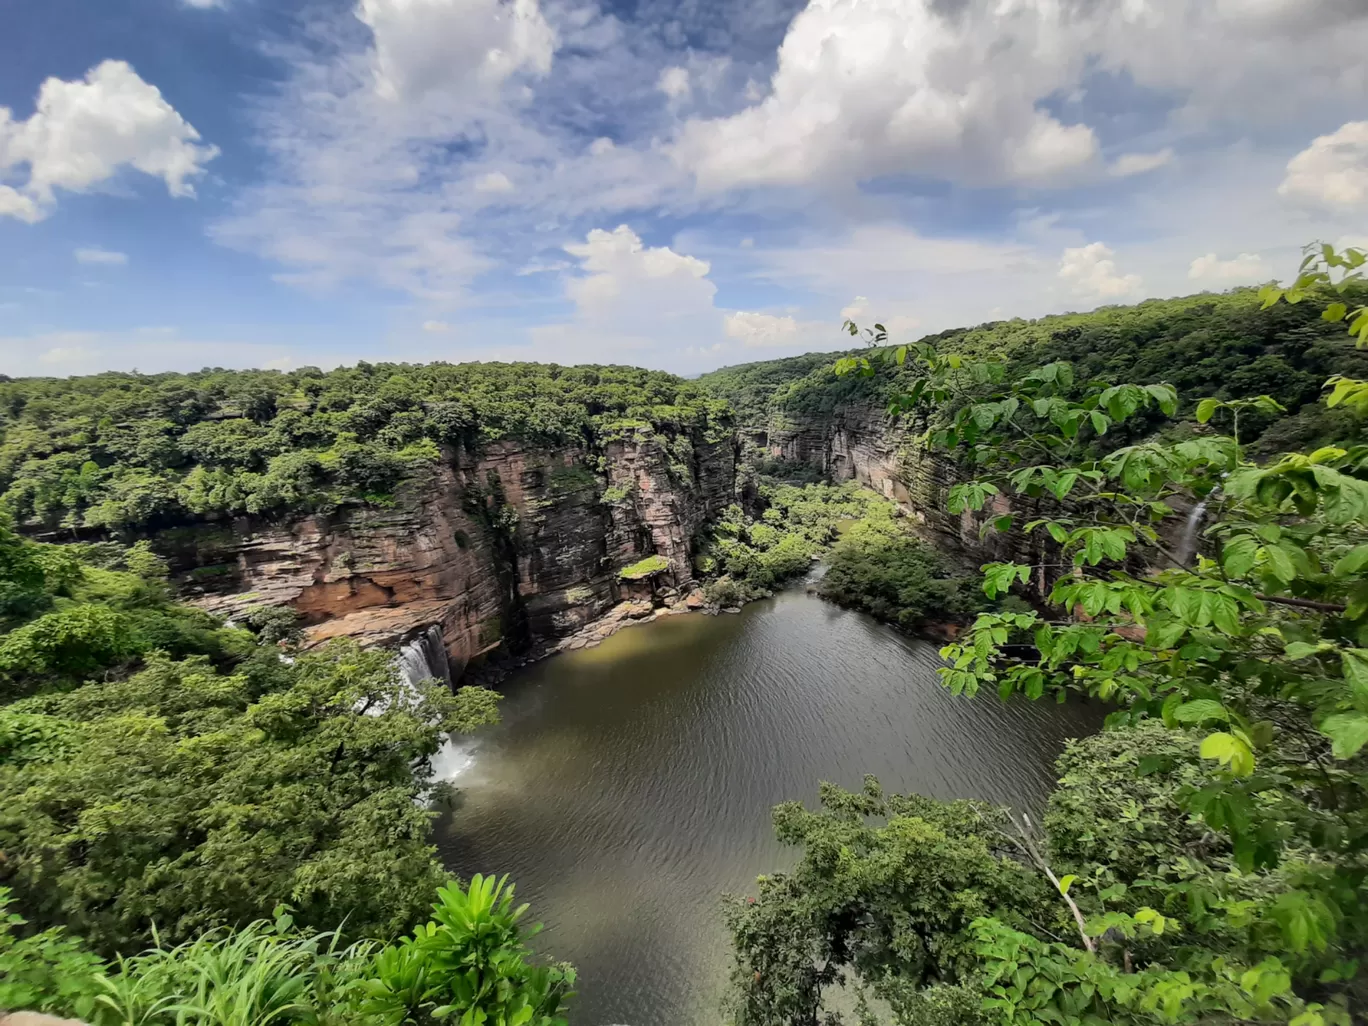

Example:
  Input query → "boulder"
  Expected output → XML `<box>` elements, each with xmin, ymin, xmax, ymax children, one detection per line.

<box><xmin>684</xmin><ymin>588</ymin><xmax>706</xmax><ymax>609</ymax></box>
<box><xmin>626</xmin><ymin>599</ymin><xmax>654</xmax><ymax>619</ymax></box>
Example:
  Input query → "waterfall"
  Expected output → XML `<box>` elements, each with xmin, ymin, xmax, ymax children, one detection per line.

<box><xmin>1175</xmin><ymin>488</ymin><xmax>1219</xmax><ymax>566</ymax></box>
<box><xmin>394</xmin><ymin>625</ymin><xmax>479</xmax><ymax>784</ymax></box>
<box><xmin>397</xmin><ymin>624</ymin><xmax>453</xmax><ymax>690</ymax></box>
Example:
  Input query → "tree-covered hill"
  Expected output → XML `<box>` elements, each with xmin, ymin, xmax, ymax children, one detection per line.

<box><xmin>699</xmin><ymin>286</ymin><xmax>1368</xmax><ymax>450</ymax></box>
<box><xmin>0</xmin><ymin>362</ymin><xmax>731</xmax><ymax>534</ymax></box>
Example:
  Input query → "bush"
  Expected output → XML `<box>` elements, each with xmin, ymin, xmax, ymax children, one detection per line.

<box><xmin>818</xmin><ymin>522</ymin><xmax>979</xmax><ymax>629</ymax></box>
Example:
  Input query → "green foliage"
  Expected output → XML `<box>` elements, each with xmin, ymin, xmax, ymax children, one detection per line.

<box><xmin>702</xmin><ymin>285</ymin><xmax>1368</xmax><ymax>461</ymax></box>
<box><xmin>0</xmin><ymin>879</ymin><xmax>572</xmax><ymax>1026</ymax></box>
<box><xmin>618</xmin><ymin>554</ymin><xmax>670</xmax><ymax>580</ymax></box>
<box><xmin>0</xmin><ymin>534</ymin><xmax>503</xmax><ymax>959</ymax></box>
<box><xmin>0</xmin><ymin>362</ymin><xmax>731</xmax><ymax>531</ymax></box>
<box><xmin>360</xmin><ymin>874</ymin><xmax>575</xmax><ymax>1026</ymax></box>
<box><xmin>696</xmin><ymin>482</ymin><xmax>900</xmax><ymax>602</ymax></box>
<box><xmin>818</xmin><ymin>516</ymin><xmax>980</xmax><ymax>629</ymax></box>
<box><xmin>725</xmin><ymin>777</ymin><xmax>1058</xmax><ymax>1026</ymax></box>
<box><xmin>0</xmin><ymin>886</ymin><xmax>106</xmax><ymax>1021</ymax></box>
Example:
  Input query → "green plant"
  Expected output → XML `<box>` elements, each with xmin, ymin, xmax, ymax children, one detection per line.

<box><xmin>359</xmin><ymin>875</ymin><xmax>575</xmax><ymax>1026</ymax></box>
<box><xmin>0</xmin><ymin>886</ymin><xmax>106</xmax><ymax>1021</ymax></box>
<box><xmin>618</xmin><ymin>554</ymin><xmax>669</xmax><ymax>580</ymax></box>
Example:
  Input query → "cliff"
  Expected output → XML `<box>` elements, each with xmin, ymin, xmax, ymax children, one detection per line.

<box><xmin>759</xmin><ymin>403</ymin><xmax>1051</xmax><ymax>589</ymax></box>
<box><xmin>158</xmin><ymin>427</ymin><xmax>736</xmax><ymax>678</ymax></box>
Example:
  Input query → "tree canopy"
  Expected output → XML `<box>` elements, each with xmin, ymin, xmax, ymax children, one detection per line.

<box><xmin>0</xmin><ymin>361</ymin><xmax>731</xmax><ymax>533</ymax></box>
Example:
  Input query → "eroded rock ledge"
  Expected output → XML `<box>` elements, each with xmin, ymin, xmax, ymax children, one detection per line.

<box><xmin>158</xmin><ymin>428</ymin><xmax>736</xmax><ymax>679</ymax></box>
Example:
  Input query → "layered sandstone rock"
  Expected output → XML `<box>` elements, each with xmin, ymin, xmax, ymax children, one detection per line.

<box><xmin>161</xmin><ymin>427</ymin><xmax>736</xmax><ymax>677</ymax></box>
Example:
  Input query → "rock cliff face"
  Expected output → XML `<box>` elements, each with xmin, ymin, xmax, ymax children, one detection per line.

<box><xmin>761</xmin><ymin>403</ymin><xmax>1044</xmax><ymax>573</ymax></box>
<box><xmin>160</xmin><ymin>428</ymin><xmax>736</xmax><ymax>677</ymax></box>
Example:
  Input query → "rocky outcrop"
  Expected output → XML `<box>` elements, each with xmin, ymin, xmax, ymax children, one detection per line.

<box><xmin>764</xmin><ymin>403</ymin><xmax>1045</xmax><ymax>574</ymax></box>
<box><xmin>159</xmin><ymin>427</ymin><xmax>736</xmax><ymax>677</ymax></box>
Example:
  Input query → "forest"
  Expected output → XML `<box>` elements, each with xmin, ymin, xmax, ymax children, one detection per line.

<box><xmin>699</xmin><ymin>284</ymin><xmax>1368</xmax><ymax>455</ymax></box>
<box><xmin>2</xmin><ymin>246</ymin><xmax>1367</xmax><ymax>1025</ymax></box>
<box><xmin>0</xmin><ymin>361</ymin><xmax>730</xmax><ymax>534</ymax></box>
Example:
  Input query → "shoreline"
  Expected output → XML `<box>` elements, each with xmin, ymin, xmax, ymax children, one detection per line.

<box><xmin>458</xmin><ymin>567</ymin><xmax>961</xmax><ymax>689</ymax></box>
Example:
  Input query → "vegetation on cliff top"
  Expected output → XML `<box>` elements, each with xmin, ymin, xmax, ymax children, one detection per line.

<box><xmin>726</xmin><ymin>244</ymin><xmax>1368</xmax><ymax>1026</ymax></box>
<box><xmin>698</xmin><ymin>285</ymin><xmax>1368</xmax><ymax>453</ymax></box>
<box><xmin>618</xmin><ymin>554</ymin><xmax>671</xmax><ymax>580</ymax></box>
<box><xmin>0</xmin><ymin>361</ymin><xmax>730</xmax><ymax>533</ymax></box>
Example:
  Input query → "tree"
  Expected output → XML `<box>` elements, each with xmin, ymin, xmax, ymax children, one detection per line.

<box><xmin>0</xmin><ymin>643</ymin><xmax>500</xmax><ymax>954</ymax></box>
<box><xmin>728</xmin><ymin>244</ymin><xmax>1368</xmax><ymax>1025</ymax></box>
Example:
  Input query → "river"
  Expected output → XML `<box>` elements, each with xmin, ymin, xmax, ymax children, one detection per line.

<box><xmin>433</xmin><ymin>584</ymin><xmax>1102</xmax><ymax>1026</ymax></box>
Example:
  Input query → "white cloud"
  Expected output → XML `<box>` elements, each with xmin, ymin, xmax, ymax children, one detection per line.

<box><xmin>422</xmin><ymin>319</ymin><xmax>452</xmax><ymax>332</ymax></box>
<box><xmin>474</xmin><ymin>171</ymin><xmax>515</xmax><ymax>194</ymax></box>
<box><xmin>357</xmin><ymin>0</ymin><xmax>555</xmax><ymax>102</ymax></box>
<box><xmin>1279</xmin><ymin>121</ymin><xmax>1368</xmax><ymax>212</ymax></box>
<box><xmin>0</xmin><ymin>60</ymin><xmax>217</xmax><ymax>221</ymax></box>
<box><xmin>562</xmin><ymin>225</ymin><xmax>712</xmax><ymax>315</ymax></box>
<box><xmin>672</xmin><ymin>0</ymin><xmax>1368</xmax><ymax>192</ymax></box>
<box><xmin>1058</xmin><ymin>243</ymin><xmax>1142</xmax><ymax>301</ymax></box>
<box><xmin>724</xmin><ymin>311</ymin><xmax>799</xmax><ymax>347</ymax></box>
<box><xmin>74</xmin><ymin>246</ymin><xmax>128</xmax><ymax>265</ymax></box>
<box><xmin>181</xmin><ymin>0</ymin><xmax>225</xmax><ymax>7</ymax></box>
<box><xmin>521</xmin><ymin>226</ymin><xmax>726</xmax><ymax>368</ymax></box>
<box><xmin>1188</xmin><ymin>252</ymin><xmax>1269</xmax><ymax>285</ymax></box>
<box><xmin>0</xmin><ymin>186</ymin><xmax>41</xmax><ymax>223</ymax></box>
<box><xmin>589</xmin><ymin>136</ymin><xmax>615</xmax><ymax>156</ymax></box>
<box><xmin>672</xmin><ymin>0</ymin><xmax>1099</xmax><ymax>190</ymax></box>
<box><xmin>1110</xmin><ymin>148</ymin><xmax>1174</xmax><ymax>177</ymax></box>
<box><xmin>658</xmin><ymin>67</ymin><xmax>690</xmax><ymax>100</ymax></box>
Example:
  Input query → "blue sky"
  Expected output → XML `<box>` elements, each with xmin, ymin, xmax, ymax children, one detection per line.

<box><xmin>2</xmin><ymin>0</ymin><xmax>1367</xmax><ymax>378</ymax></box>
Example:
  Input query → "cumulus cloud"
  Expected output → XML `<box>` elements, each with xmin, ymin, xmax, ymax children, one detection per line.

<box><xmin>658</xmin><ymin>67</ymin><xmax>690</xmax><ymax>100</ymax></box>
<box><xmin>672</xmin><ymin>0</ymin><xmax>1099</xmax><ymax>190</ymax></box>
<box><xmin>422</xmin><ymin>319</ymin><xmax>452</xmax><ymax>332</ymax></box>
<box><xmin>474</xmin><ymin>171</ymin><xmax>515</xmax><ymax>194</ymax></box>
<box><xmin>671</xmin><ymin>0</ymin><xmax>1368</xmax><ymax>192</ymax></box>
<box><xmin>1188</xmin><ymin>252</ymin><xmax>1269</xmax><ymax>285</ymax></box>
<box><xmin>724</xmin><ymin>311</ymin><xmax>802</xmax><ymax>348</ymax></box>
<box><xmin>1279</xmin><ymin>121</ymin><xmax>1368</xmax><ymax>212</ymax></box>
<box><xmin>0</xmin><ymin>60</ymin><xmax>217</xmax><ymax>222</ymax></box>
<box><xmin>1110</xmin><ymin>149</ymin><xmax>1174</xmax><ymax>177</ymax></box>
<box><xmin>522</xmin><ymin>225</ymin><xmax>727</xmax><ymax>367</ymax></box>
<box><xmin>561</xmin><ymin>225</ymin><xmax>713</xmax><ymax>315</ymax></box>
<box><xmin>357</xmin><ymin>0</ymin><xmax>555</xmax><ymax>102</ymax></box>
<box><xmin>74</xmin><ymin>247</ymin><xmax>128</xmax><ymax>265</ymax></box>
<box><xmin>1058</xmin><ymin>243</ymin><xmax>1142</xmax><ymax>301</ymax></box>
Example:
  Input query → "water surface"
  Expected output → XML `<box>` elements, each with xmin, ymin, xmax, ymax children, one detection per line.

<box><xmin>435</xmin><ymin>586</ymin><xmax>1101</xmax><ymax>1026</ymax></box>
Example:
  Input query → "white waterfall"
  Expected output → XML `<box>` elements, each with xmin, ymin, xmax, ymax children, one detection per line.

<box><xmin>397</xmin><ymin>624</ymin><xmax>453</xmax><ymax>690</ymax></box>
<box><xmin>395</xmin><ymin>625</ymin><xmax>478</xmax><ymax>783</ymax></box>
<box><xmin>1175</xmin><ymin>488</ymin><xmax>1220</xmax><ymax>566</ymax></box>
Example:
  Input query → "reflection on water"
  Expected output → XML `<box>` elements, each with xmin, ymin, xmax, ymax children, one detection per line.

<box><xmin>434</xmin><ymin>587</ymin><xmax>1102</xmax><ymax>1026</ymax></box>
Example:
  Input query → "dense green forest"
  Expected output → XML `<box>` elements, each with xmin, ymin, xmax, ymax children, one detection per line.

<box><xmin>699</xmin><ymin>286</ymin><xmax>1368</xmax><ymax>453</ymax></box>
<box><xmin>0</xmin><ymin>362</ymin><xmax>730</xmax><ymax>534</ymax></box>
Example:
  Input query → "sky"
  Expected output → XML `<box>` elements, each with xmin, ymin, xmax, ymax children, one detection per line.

<box><xmin>1</xmin><ymin>0</ymin><xmax>1367</xmax><ymax>379</ymax></box>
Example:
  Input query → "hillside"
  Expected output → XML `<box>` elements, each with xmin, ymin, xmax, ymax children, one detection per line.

<box><xmin>699</xmin><ymin>286</ymin><xmax>1368</xmax><ymax>452</ymax></box>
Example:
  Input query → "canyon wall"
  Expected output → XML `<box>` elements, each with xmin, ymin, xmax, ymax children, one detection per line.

<box><xmin>158</xmin><ymin>427</ymin><xmax>735</xmax><ymax>677</ymax></box>
<box><xmin>760</xmin><ymin>403</ymin><xmax>1047</xmax><ymax>576</ymax></box>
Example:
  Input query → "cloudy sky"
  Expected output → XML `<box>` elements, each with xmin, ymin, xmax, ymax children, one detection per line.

<box><xmin>2</xmin><ymin>0</ymin><xmax>1366</xmax><ymax>377</ymax></box>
